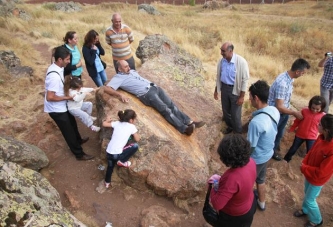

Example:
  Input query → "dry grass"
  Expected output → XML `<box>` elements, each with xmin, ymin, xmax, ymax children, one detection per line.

<box><xmin>1</xmin><ymin>1</ymin><xmax>333</xmax><ymax>100</ymax></box>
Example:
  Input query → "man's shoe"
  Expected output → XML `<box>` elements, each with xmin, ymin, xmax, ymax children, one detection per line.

<box><xmin>76</xmin><ymin>154</ymin><xmax>94</xmax><ymax>161</ymax></box>
<box><xmin>80</xmin><ymin>137</ymin><xmax>89</xmax><ymax>144</ymax></box>
<box><xmin>272</xmin><ymin>153</ymin><xmax>282</xmax><ymax>161</ymax></box>
<box><xmin>222</xmin><ymin>127</ymin><xmax>233</xmax><ymax>134</ymax></box>
<box><xmin>304</xmin><ymin>220</ymin><xmax>323</xmax><ymax>227</ymax></box>
<box><xmin>184</xmin><ymin>124</ymin><xmax>195</xmax><ymax>136</ymax></box>
<box><xmin>189</xmin><ymin>121</ymin><xmax>206</xmax><ymax>128</ymax></box>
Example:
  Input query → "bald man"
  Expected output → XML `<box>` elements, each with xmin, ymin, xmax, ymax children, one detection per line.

<box><xmin>213</xmin><ymin>42</ymin><xmax>249</xmax><ymax>134</ymax></box>
<box><xmin>104</xmin><ymin>60</ymin><xmax>205</xmax><ymax>136</ymax></box>
<box><xmin>105</xmin><ymin>13</ymin><xmax>135</xmax><ymax>73</ymax></box>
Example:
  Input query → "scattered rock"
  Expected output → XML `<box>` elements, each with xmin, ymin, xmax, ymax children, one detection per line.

<box><xmin>54</xmin><ymin>1</ymin><xmax>82</xmax><ymax>12</ymax></box>
<box><xmin>203</xmin><ymin>0</ymin><xmax>230</xmax><ymax>10</ymax></box>
<box><xmin>140</xmin><ymin>205</ymin><xmax>186</xmax><ymax>227</ymax></box>
<box><xmin>138</xmin><ymin>3</ymin><xmax>161</xmax><ymax>15</ymax></box>
<box><xmin>0</xmin><ymin>51</ymin><xmax>34</xmax><ymax>79</ymax></box>
<box><xmin>64</xmin><ymin>190</ymin><xmax>80</xmax><ymax>209</ymax></box>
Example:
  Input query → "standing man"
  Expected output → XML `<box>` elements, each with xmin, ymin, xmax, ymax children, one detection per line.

<box><xmin>268</xmin><ymin>58</ymin><xmax>310</xmax><ymax>161</ymax></box>
<box><xmin>213</xmin><ymin>42</ymin><xmax>249</xmax><ymax>134</ymax></box>
<box><xmin>103</xmin><ymin>60</ymin><xmax>205</xmax><ymax>136</ymax></box>
<box><xmin>44</xmin><ymin>46</ymin><xmax>94</xmax><ymax>161</ymax></box>
<box><xmin>318</xmin><ymin>51</ymin><xmax>333</xmax><ymax>113</ymax></box>
<box><xmin>105</xmin><ymin>13</ymin><xmax>135</xmax><ymax>73</ymax></box>
<box><xmin>247</xmin><ymin>80</ymin><xmax>280</xmax><ymax>211</ymax></box>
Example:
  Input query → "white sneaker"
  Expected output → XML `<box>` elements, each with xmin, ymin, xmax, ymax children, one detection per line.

<box><xmin>91</xmin><ymin>125</ymin><xmax>100</xmax><ymax>132</ymax></box>
<box><xmin>91</xmin><ymin>116</ymin><xmax>97</xmax><ymax>121</ymax></box>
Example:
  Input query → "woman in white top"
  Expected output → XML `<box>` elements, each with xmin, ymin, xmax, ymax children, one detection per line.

<box><xmin>102</xmin><ymin>109</ymin><xmax>140</xmax><ymax>189</ymax></box>
<box><xmin>64</xmin><ymin>76</ymin><xmax>100</xmax><ymax>132</ymax></box>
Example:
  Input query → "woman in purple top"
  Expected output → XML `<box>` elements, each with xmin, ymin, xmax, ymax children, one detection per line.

<box><xmin>208</xmin><ymin>134</ymin><xmax>257</xmax><ymax>227</ymax></box>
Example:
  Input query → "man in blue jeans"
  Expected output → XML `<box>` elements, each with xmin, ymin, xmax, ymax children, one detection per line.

<box><xmin>318</xmin><ymin>52</ymin><xmax>333</xmax><ymax>113</ymax></box>
<box><xmin>103</xmin><ymin>60</ymin><xmax>205</xmax><ymax>136</ymax></box>
<box><xmin>267</xmin><ymin>58</ymin><xmax>310</xmax><ymax>161</ymax></box>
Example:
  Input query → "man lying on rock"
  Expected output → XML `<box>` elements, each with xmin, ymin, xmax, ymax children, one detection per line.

<box><xmin>103</xmin><ymin>60</ymin><xmax>205</xmax><ymax>136</ymax></box>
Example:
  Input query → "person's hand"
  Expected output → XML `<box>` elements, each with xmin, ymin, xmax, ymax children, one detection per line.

<box><xmin>92</xmin><ymin>45</ymin><xmax>97</xmax><ymax>50</ymax></box>
<box><xmin>76</xmin><ymin>60</ymin><xmax>82</xmax><ymax>68</ymax></box>
<box><xmin>293</xmin><ymin>111</ymin><xmax>303</xmax><ymax>120</ymax></box>
<box><xmin>207</xmin><ymin>174</ymin><xmax>221</xmax><ymax>184</ymax></box>
<box><xmin>119</xmin><ymin>95</ymin><xmax>129</xmax><ymax>103</ymax></box>
<box><xmin>236</xmin><ymin>96</ymin><xmax>244</xmax><ymax>105</ymax></box>
<box><xmin>214</xmin><ymin>91</ymin><xmax>219</xmax><ymax>100</ymax></box>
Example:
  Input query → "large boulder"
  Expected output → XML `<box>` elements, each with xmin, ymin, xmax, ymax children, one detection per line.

<box><xmin>0</xmin><ymin>51</ymin><xmax>33</xmax><ymax>79</ymax></box>
<box><xmin>138</xmin><ymin>4</ymin><xmax>161</xmax><ymax>15</ymax></box>
<box><xmin>0</xmin><ymin>159</ymin><xmax>86</xmax><ymax>227</ymax></box>
<box><xmin>97</xmin><ymin>35</ymin><xmax>223</xmax><ymax>209</ymax></box>
<box><xmin>0</xmin><ymin>135</ymin><xmax>49</xmax><ymax>171</ymax></box>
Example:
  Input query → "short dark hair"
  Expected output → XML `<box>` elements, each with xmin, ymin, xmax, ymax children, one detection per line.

<box><xmin>217</xmin><ymin>134</ymin><xmax>251</xmax><ymax>168</ymax></box>
<box><xmin>320</xmin><ymin>114</ymin><xmax>333</xmax><ymax>141</ymax></box>
<box><xmin>118</xmin><ymin>109</ymin><xmax>137</xmax><ymax>122</ymax></box>
<box><xmin>291</xmin><ymin>58</ymin><xmax>310</xmax><ymax>71</ymax></box>
<box><xmin>54</xmin><ymin>46</ymin><xmax>70</xmax><ymax>61</ymax></box>
<box><xmin>308</xmin><ymin>96</ymin><xmax>326</xmax><ymax>112</ymax></box>
<box><xmin>249</xmin><ymin>80</ymin><xmax>270</xmax><ymax>103</ymax></box>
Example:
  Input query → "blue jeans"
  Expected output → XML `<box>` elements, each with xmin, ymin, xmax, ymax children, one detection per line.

<box><xmin>92</xmin><ymin>70</ymin><xmax>107</xmax><ymax>87</ymax></box>
<box><xmin>274</xmin><ymin>114</ymin><xmax>289</xmax><ymax>151</ymax></box>
<box><xmin>138</xmin><ymin>86</ymin><xmax>191</xmax><ymax>133</ymax></box>
<box><xmin>320</xmin><ymin>85</ymin><xmax>333</xmax><ymax>113</ymax></box>
<box><xmin>283</xmin><ymin>136</ymin><xmax>315</xmax><ymax>162</ymax></box>
<box><xmin>104</xmin><ymin>143</ymin><xmax>139</xmax><ymax>184</ymax></box>
<box><xmin>302</xmin><ymin>179</ymin><xmax>323</xmax><ymax>225</ymax></box>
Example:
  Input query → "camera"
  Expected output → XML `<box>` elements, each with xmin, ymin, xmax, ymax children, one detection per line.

<box><xmin>325</xmin><ymin>52</ymin><xmax>332</xmax><ymax>57</ymax></box>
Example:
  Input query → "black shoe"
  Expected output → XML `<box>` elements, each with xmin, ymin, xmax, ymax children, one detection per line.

<box><xmin>304</xmin><ymin>220</ymin><xmax>323</xmax><ymax>227</ymax></box>
<box><xmin>80</xmin><ymin>137</ymin><xmax>89</xmax><ymax>144</ymax></box>
<box><xmin>184</xmin><ymin>124</ymin><xmax>195</xmax><ymax>136</ymax></box>
<box><xmin>272</xmin><ymin>153</ymin><xmax>282</xmax><ymax>161</ymax></box>
<box><xmin>222</xmin><ymin>127</ymin><xmax>233</xmax><ymax>134</ymax></box>
<box><xmin>189</xmin><ymin>121</ymin><xmax>206</xmax><ymax>128</ymax></box>
<box><xmin>76</xmin><ymin>154</ymin><xmax>94</xmax><ymax>161</ymax></box>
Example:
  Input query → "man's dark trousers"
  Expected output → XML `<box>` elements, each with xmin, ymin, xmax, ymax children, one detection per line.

<box><xmin>49</xmin><ymin>111</ymin><xmax>85</xmax><ymax>158</ymax></box>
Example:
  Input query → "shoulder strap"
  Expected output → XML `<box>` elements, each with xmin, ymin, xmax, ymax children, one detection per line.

<box><xmin>258</xmin><ymin>112</ymin><xmax>277</xmax><ymax>126</ymax></box>
<box><xmin>205</xmin><ymin>184</ymin><xmax>213</xmax><ymax>204</ymax></box>
<box><xmin>46</xmin><ymin>71</ymin><xmax>64</xmax><ymax>84</ymax></box>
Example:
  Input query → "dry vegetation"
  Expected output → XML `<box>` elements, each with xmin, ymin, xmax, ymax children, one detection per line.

<box><xmin>1</xmin><ymin>1</ymin><xmax>333</xmax><ymax>101</ymax></box>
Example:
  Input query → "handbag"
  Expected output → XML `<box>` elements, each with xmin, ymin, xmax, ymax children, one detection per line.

<box><xmin>101</xmin><ymin>60</ymin><xmax>107</xmax><ymax>69</ymax></box>
<box><xmin>202</xmin><ymin>184</ymin><xmax>219</xmax><ymax>226</ymax></box>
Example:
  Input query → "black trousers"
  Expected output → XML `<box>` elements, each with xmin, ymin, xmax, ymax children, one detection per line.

<box><xmin>49</xmin><ymin>111</ymin><xmax>85</xmax><ymax>158</ymax></box>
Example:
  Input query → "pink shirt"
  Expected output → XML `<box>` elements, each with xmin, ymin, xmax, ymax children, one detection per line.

<box><xmin>210</xmin><ymin>158</ymin><xmax>256</xmax><ymax>216</ymax></box>
<box><xmin>289</xmin><ymin>108</ymin><xmax>325</xmax><ymax>140</ymax></box>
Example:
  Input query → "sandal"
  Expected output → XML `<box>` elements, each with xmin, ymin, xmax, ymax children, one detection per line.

<box><xmin>304</xmin><ymin>220</ymin><xmax>323</xmax><ymax>227</ymax></box>
<box><xmin>293</xmin><ymin>210</ymin><xmax>306</xmax><ymax>217</ymax></box>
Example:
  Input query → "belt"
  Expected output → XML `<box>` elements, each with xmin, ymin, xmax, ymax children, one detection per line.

<box><xmin>221</xmin><ymin>82</ymin><xmax>234</xmax><ymax>87</ymax></box>
<box><xmin>138</xmin><ymin>83</ymin><xmax>156</xmax><ymax>97</ymax></box>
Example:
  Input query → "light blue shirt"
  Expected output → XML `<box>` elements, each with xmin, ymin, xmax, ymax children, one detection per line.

<box><xmin>267</xmin><ymin>71</ymin><xmax>294</xmax><ymax>108</ymax></box>
<box><xmin>95</xmin><ymin>48</ymin><xmax>104</xmax><ymax>73</ymax></box>
<box><xmin>220</xmin><ymin>54</ymin><xmax>236</xmax><ymax>85</ymax></box>
<box><xmin>247</xmin><ymin>106</ymin><xmax>280</xmax><ymax>164</ymax></box>
<box><xmin>65</xmin><ymin>44</ymin><xmax>83</xmax><ymax>76</ymax></box>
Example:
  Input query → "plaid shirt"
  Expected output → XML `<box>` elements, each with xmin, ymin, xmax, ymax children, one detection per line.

<box><xmin>268</xmin><ymin>71</ymin><xmax>294</xmax><ymax>109</ymax></box>
<box><xmin>320</xmin><ymin>57</ymin><xmax>333</xmax><ymax>89</ymax></box>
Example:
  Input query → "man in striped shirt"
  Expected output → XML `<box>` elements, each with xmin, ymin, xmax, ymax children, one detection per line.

<box><xmin>105</xmin><ymin>13</ymin><xmax>135</xmax><ymax>73</ymax></box>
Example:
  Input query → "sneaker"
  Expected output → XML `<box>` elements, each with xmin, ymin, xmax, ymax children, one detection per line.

<box><xmin>104</xmin><ymin>181</ymin><xmax>110</xmax><ymax>189</ymax></box>
<box><xmin>257</xmin><ymin>199</ymin><xmax>266</xmax><ymax>211</ymax></box>
<box><xmin>117</xmin><ymin>160</ymin><xmax>131</xmax><ymax>168</ymax></box>
<box><xmin>91</xmin><ymin>116</ymin><xmax>97</xmax><ymax>121</ymax></box>
<box><xmin>272</xmin><ymin>152</ymin><xmax>282</xmax><ymax>161</ymax></box>
<box><xmin>188</xmin><ymin>121</ymin><xmax>206</xmax><ymax>128</ymax></box>
<box><xmin>91</xmin><ymin>125</ymin><xmax>100</xmax><ymax>132</ymax></box>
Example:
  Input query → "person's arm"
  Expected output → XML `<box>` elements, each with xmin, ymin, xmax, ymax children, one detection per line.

<box><xmin>102</xmin><ymin>116</ymin><xmax>113</xmax><ymax>127</ymax></box>
<box><xmin>132</xmin><ymin>132</ymin><xmax>140</xmax><ymax>142</ymax></box>
<box><xmin>275</xmin><ymin>99</ymin><xmax>303</xmax><ymax>120</ymax></box>
<box><xmin>71</xmin><ymin>90</ymin><xmax>86</xmax><ymax>102</ymax></box>
<box><xmin>103</xmin><ymin>86</ymin><xmax>129</xmax><ymax>103</ymax></box>
<box><xmin>236</xmin><ymin>91</ymin><xmax>245</xmax><ymax>105</ymax></box>
<box><xmin>318</xmin><ymin>56</ymin><xmax>329</xmax><ymax>67</ymax></box>
<box><xmin>213</xmin><ymin>86</ymin><xmax>219</xmax><ymax>100</ymax></box>
<box><xmin>46</xmin><ymin>90</ymin><xmax>72</xmax><ymax>102</ymax></box>
<box><xmin>82</xmin><ymin>46</ymin><xmax>97</xmax><ymax>66</ymax></box>
<box><xmin>96</xmin><ymin>42</ymin><xmax>105</xmax><ymax>56</ymax></box>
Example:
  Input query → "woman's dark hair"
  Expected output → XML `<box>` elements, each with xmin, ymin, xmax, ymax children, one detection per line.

<box><xmin>118</xmin><ymin>109</ymin><xmax>137</xmax><ymax>122</ymax></box>
<box><xmin>64</xmin><ymin>76</ymin><xmax>83</xmax><ymax>96</ymax></box>
<box><xmin>320</xmin><ymin>114</ymin><xmax>333</xmax><ymax>141</ymax></box>
<box><xmin>83</xmin><ymin>29</ymin><xmax>99</xmax><ymax>47</ymax></box>
<box><xmin>308</xmin><ymin>95</ymin><xmax>326</xmax><ymax>112</ymax></box>
<box><xmin>217</xmin><ymin>134</ymin><xmax>251</xmax><ymax>168</ymax></box>
<box><xmin>63</xmin><ymin>31</ymin><xmax>76</xmax><ymax>44</ymax></box>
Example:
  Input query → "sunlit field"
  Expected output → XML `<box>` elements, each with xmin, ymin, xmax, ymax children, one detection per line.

<box><xmin>1</xmin><ymin>1</ymin><xmax>333</xmax><ymax>98</ymax></box>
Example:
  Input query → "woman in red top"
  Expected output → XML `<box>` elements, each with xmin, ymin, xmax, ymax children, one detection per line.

<box><xmin>209</xmin><ymin>134</ymin><xmax>257</xmax><ymax>227</ymax></box>
<box><xmin>293</xmin><ymin>114</ymin><xmax>333</xmax><ymax>227</ymax></box>
<box><xmin>284</xmin><ymin>96</ymin><xmax>326</xmax><ymax>162</ymax></box>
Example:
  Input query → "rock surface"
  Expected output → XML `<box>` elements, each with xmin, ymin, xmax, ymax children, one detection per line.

<box><xmin>0</xmin><ymin>51</ymin><xmax>33</xmax><ymax>79</ymax></box>
<box><xmin>0</xmin><ymin>159</ymin><xmax>86</xmax><ymax>227</ymax></box>
<box><xmin>0</xmin><ymin>135</ymin><xmax>49</xmax><ymax>171</ymax></box>
<box><xmin>138</xmin><ymin>3</ymin><xmax>161</xmax><ymax>15</ymax></box>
